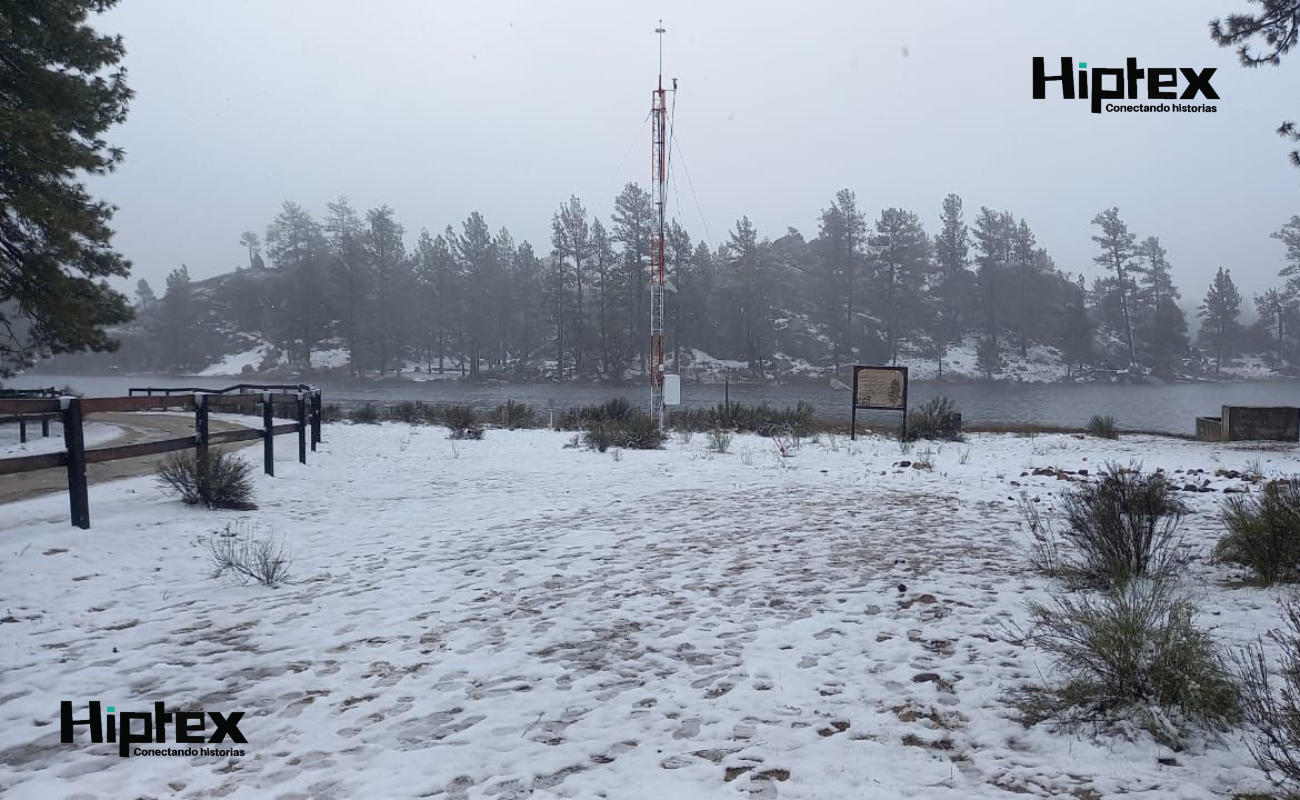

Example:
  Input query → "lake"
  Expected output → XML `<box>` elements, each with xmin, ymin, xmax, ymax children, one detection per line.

<box><xmin>7</xmin><ymin>373</ymin><xmax>1300</xmax><ymax>435</ymax></box>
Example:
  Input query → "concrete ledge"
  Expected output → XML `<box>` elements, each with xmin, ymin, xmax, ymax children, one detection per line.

<box><xmin>1197</xmin><ymin>406</ymin><xmax>1299</xmax><ymax>442</ymax></box>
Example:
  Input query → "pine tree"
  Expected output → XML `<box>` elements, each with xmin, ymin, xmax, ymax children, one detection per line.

<box><xmin>239</xmin><ymin>232</ymin><xmax>263</xmax><ymax>270</ymax></box>
<box><xmin>362</xmin><ymin>205</ymin><xmax>410</xmax><ymax>375</ymax></box>
<box><xmin>1210</xmin><ymin>1</ymin><xmax>1300</xmax><ymax>168</ymax></box>
<box><xmin>324</xmin><ymin>197</ymin><xmax>369</xmax><ymax>376</ymax></box>
<box><xmin>972</xmin><ymin>207</ymin><xmax>1014</xmax><ymax>366</ymax></box>
<box><xmin>611</xmin><ymin>184</ymin><xmax>653</xmax><ymax>373</ymax></box>
<box><xmin>1061</xmin><ymin>276</ymin><xmax>1094</xmax><ymax>378</ymax></box>
<box><xmin>1135</xmin><ymin>236</ymin><xmax>1188</xmax><ymax>374</ymax></box>
<box><xmin>157</xmin><ymin>266</ymin><xmax>199</xmax><ymax>372</ymax></box>
<box><xmin>266</xmin><ymin>201</ymin><xmax>329</xmax><ymax>367</ymax></box>
<box><xmin>816</xmin><ymin>189</ymin><xmax>867</xmax><ymax>368</ymax></box>
<box><xmin>551</xmin><ymin>196</ymin><xmax>591</xmax><ymax>377</ymax></box>
<box><xmin>134</xmin><ymin>279</ymin><xmax>157</xmax><ymax>313</ymax></box>
<box><xmin>1091</xmin><ymin>208</ymin><xmax>1141</xmax><ymax>368</ymax></box>
<box><xmin>1255</xmin><ymin>287</ymin><xmax>1290</xmax><ymax>364</ymax></box>
<box><xmin>934</xmin><ymin>194</ymin><xmax>970</xmax><ymax>344</ymax></box>
<box><xmin>870</xmin><ymin>208</ymin><xmax>932</xmax><ymax>364</ymax></box>
<box><xmin>1011</xmin><ymin>219</ymin><xmax>1038</xmax><ymax>357</ymax></box>
<box><xmin>1199</xmin><ymin>267</ymin><xmax>1242</xmax><ymax>375</ymax></box>
<box><xmin>722</xmin><ymin>217</ymin><xmax>776</xmax><ymax>376</ymax></box>
<box><xmin>0</xmin><ymin>0</ymin><xmax>134</xmax><ymax>375</ymax></box>
<box><xmin>1274</xmin><ymin>216</ymin><xmax>1300</xmax><ymax>298</ymax></box>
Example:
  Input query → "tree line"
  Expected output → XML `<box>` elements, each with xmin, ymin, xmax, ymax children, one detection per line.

<box><xmin>110</xmin><ymin>189</ymin><xmax>1298</xmax><ymax>382</ymax></box>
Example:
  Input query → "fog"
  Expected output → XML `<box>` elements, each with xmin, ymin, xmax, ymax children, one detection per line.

<box><xmin>97</xmin><ymin>0</ymin><xmax>1295</xmax><ymax>301</ymax></box>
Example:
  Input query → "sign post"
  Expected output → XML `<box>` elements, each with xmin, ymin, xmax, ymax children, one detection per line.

<box><xmin>850</xmin><ymin>365</ymin><xmax>909</xmax><ymax>440</ymax></box>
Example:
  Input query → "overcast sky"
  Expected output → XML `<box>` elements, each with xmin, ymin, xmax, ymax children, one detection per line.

<box><xmin>95</xmin><ymin>0</ymin><xmax>1296</xmax><ymax>309</ymax></box>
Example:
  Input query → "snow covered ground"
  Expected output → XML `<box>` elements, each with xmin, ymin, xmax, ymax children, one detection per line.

<box><xmin>0</xmin><ymin>425</ymin><xmax>1294</xmax><ymax>798</ymax></box>
<box><xmin>0</xmin><ymin>421</ymin><xmax>120</xmax><ymax>458</ymax></box>
<box><xmin>197</xmin><ymin>345</ymin><xmax>272</xmax><ymax>377</ymax></box>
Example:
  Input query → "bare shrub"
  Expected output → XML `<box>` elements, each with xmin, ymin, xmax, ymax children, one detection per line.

<box><xmin>1086</xmin><ymin>414</ymin><xmax>1120</xmax><ymax>440</ymax></box>
<box><xmin>1217</xmin><ymin>480</ymin><xmax>1300</xmax><ymax>585</ymax></box>
<box><xmin>904</xmin><ymin>396</ymin><xmax>964</xmax><ymax>442</ymax></box>
<box><xmin>1018</xmin><ymin>493</ymin><xmax>1063</xmax><ymax>577</ymax></box>
<box><xmin>1235</xmin><ymin>598</ymin><xmax>1300</xmax><ymax>796</ymax></box>
<box><xmin>348</xmin><ymin>403</ymin><xmax>380</xmax><ymax>424</ymax></box>
<box><xmin>582</xmin><ymin>414</ymin><xmax>664</xmax><ymax>452</ymax></box>
<box><xmin>1016</xmin><ymin>580</ymin><xmax>1239</xmax><ymax>747</ymax></box>
<box><xmin>1049</xmin><ymin>463</ymin><xmax>1189</xmax><ymax>588</ymax></box>
<box><xmin>708</xmin><ymin>427</ymin><xmax>733</xmax><ymax>454</ymax></box>
<box><xmin>157</xmin><ymin>448</ymin><xmax>256</xmax><ymax>510</ymax></box>
<box><xmin>208</xmin><ymin>523</ymin><xmax>292</xmax><ymax>587</ymax></box>
<box><xmin>443</xmin><ymin>405</ymin><xmax>484</xmax><ymax>440</ymax></box>
<box><xmin>491</xmin><ymin>400</ymin><xmax>536</xmax><ymax>430</ymax></box>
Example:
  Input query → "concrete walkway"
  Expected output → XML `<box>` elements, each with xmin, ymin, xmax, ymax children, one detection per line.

<box><xmin>0</xmin><ymin>413</ymin><xmax>255</xmax><ymax>506</ymax></box>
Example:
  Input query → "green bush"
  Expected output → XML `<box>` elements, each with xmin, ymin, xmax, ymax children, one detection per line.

<box><xmin>491</xmin><ymin>400</ymin><xmax>537</xmax><ymax>430</ymax></box>
<box><xmin>443</xmin><ymin>405</ymin><xmax>484</xmax><ymax>440</ymax></box>
<box><xmin>708</xmin><ymin>427</ymin><xmax>733</xmax><ymax>454</ymax></box>
<box><xmin>320</xmin><ymin>403</ymin><xmax>344</xmax><ymax>423</ymax></box>
<box><xmin>1217</xmin><ymin>480</ymin><xmax>1300</xmax><ymax>585</ymax></box>
<box><xmin>1018</xmin><ymin>580</ymin><xmax>1239</xmax><ymax>746</ymax></box>
<box><xmin>904</xmin><ymin>396</ymin><xmax>963</xmax><ymax>442</ymax></box>
<box><xmin>348</xmin><ymin>403</ymin><xmax>380</xmax><ymax>424</ymax></box>
<box><xmin>1086</xmin><ymin>414</ymin><xmax>1120</xmax><ymax>440</ymax></box>
<box><xmin>157</xmin><ymin>448</ymin><xmax>257</xmax><ymax>510</ymax></box>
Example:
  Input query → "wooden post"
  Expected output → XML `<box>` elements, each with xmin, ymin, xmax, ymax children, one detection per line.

<box><xmin>194</xmin><ymin>393</ymin><xmax>210</xmax><ymax>461</ymax></box>
<box><xmin>41</xmin><ymin>417</ymin><xmax>49</xmax><ymax>437</ymax></box>
<box><xmin>63</xmin><ymin>398</ymin><xmax>89</xmax><ymax>529</ymax></box>
<box><xmin>262</xmin><ymin>393</ymin><xmax>274</xmax><ymax>477</ymax></box>
<box><xmin>297</xmin><ymin>393</ymin><xmax>307</xmax><ymax>465</ymax></box>
<box><xmin>19</xmin><ymin>419</ymin><xmax>26</xmax><ymax>443</ymax></box>
<box><xmin>311</xmin><ymin>390</ymin><xmax>322</xmax><ymax>449</ymax></box>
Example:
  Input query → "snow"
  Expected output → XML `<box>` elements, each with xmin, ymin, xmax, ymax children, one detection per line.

<box><xmin>0</xmin><ymin>425</ymin><xmax>1292</xmax><ymax>798</ymax></box>
<box><xmin>197</xmin><ymin>345</ymin><xmax>272</xmax><ymax>377</ymax></box>
<box><xmin>0</xmin><ymin>421</ymin><xmax>120</xmax><ymax>458</ymax></box>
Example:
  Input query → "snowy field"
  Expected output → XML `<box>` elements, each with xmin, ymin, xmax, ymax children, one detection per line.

<box><xmin>0</xmin><ymin>420</ymin><xmax>120</xmax><ymax>458</ymax></box>
<box><xmin>0</xmin><ymin>424</ymin><xmax>1296</xmax><ymax>798</ymax></box>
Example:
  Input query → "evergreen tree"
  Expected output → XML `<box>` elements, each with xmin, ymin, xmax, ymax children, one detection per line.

<box><xmin>1091</xmin><ymin>207</ymin><xmax>1141</xmax><ymax>368</ymax></box>
<box><xmin>972</xmin><ymin>207</ymin><xmax>1015</xmax><ymax>365</ymax></box>
<box><xmin>1135</xmin><ymin>236</ymin><xmax>1188</xmax><ymax>373</ymax></box>
<box><xmin>266</xmin><ymin>201</ymin><xmax>329</xmax><ymax>366</ymax></box>
<box><xmin>816</xmin><ymin>189</ymin><xmax>867</xmax><ymax>368</ymax></box>
<box><xmin>551</xmin><ymin>196</ymin><xmax>592</xmax><ymax>376</ymax></box>
<box><xmin>1011</xmin><ymin>219</ymin><xmax>1039</xmax><ymax>357</ymax></box>
<box><xmin>156</xmin><ymin>266</ymin><xmax>198</xmax><ymax>372</ymax></box>
<box><xmin>870</xmin><ymin>208</ymin><xmax>933</xmax><ymax>364</ymax></box>
<box><xmin>721</xmin><ymin>217</ymin><xmax>776</xmax><ymax>376</ymax></box>
<box><xmin>934</xmin><ymin>194</ymin><xmax>971</xmax><ymax>343</ymax></box>
<box><xmin>1273</xmin><ymin>215</ymin><xmax>1300</xmax><ymax>298</ymax></box>
<box><xmin>590</xmin><ymin>219</ymin><xmax>620</xmax><ymax>378</ymax></box>
<box><xmin>362</xmin><ymin>205</ymin><xmax>410</xmax><ymax>374</ymax></box>
<box><xmin>239</xmin><ymin>232</ymin><xmax>264</xmax><ymax>270</ymax></box>
<box><xmin>1199</xmin><ymin>267</ymin><xmax>1243</xmax><ymax>375</ymax></box>
<box><xmin>1061</xmin><ymin>276</ymin><xmax>1094</xmax><ymax>378</ymax></box>
<box><xmin>611</xmin><ymin>183</ymin><xmax>653</xmax><ymax>373</ymax></box>
<box><xmin>1255</xmin><ymin>287</ymin><xmax>1290</xmax><ymax>364</ymax></box>
<box><xmin>134</xmin><ymin>279</ymin><xmax>157</xmax><ymax>313</ymax></box>
<box><xmin>324</xmin><ymin>197</ymin><xmax>369</xmax><ymax>376</ymax></box>
<box><xmin>0</xmin><ymin>0</ymin><xmax>134</xmax><ymax>375</ymax></box>
<box><xmin>1210</xmin><ymin>1</ymin><xmax>1300</xmax><ymax>168</ymax></box>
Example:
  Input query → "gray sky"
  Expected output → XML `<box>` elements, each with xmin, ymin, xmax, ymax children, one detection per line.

<box><xmin>97</xmin><ymin>0</ymin><xmax>1296</xmax><ymax>308</ymax></box>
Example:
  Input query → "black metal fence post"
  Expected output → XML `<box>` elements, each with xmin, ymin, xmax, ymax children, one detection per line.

<box><xmin>311</xmin><ymin>390</ymin><xmax>322</xmax><ymax>448</ymax></box>
<box><xmin>19</xmin><ymin>419</ymin><xmax>26</xmax><ymax>443</ymax></box>
<box><xmin>195</xmin><ymin>393</ymin><xmax>210</xmax><ymax>461</ymax></box>
<box><xmin>297</xmin><ymin>393</ymin><xmax>307</xmax><ymax>465</ymax></box>
<box><xmin>62</xmin><ymin>398</ymin><xmax>89</xmax><ymax>529</ymax></box>
<box><xmin>262</xmin><ymin>393</ymin><xmax>274</xmax><ymax>477</ymax></box>
<box><xmin>41</xmin><ymin>417</ymin><xmax>49</xmax><ymax>437</ymax></box>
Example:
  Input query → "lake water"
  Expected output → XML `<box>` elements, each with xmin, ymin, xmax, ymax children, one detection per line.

<box><xmin>8</xmin><ymin>373</ymin><xmax>1300</xmax><ymax>435</ymax></box>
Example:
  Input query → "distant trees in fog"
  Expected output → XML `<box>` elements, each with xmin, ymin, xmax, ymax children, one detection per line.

<box><xmin>105</xmin><ymin>192</ymin><xmax>1300</xmax><ymax>381</ymax></box>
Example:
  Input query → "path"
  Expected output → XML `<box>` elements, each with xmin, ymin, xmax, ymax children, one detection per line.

<box><xmin>0</xmin><ymin>413</ymin><xmax>254</xmax><ymax>505</ymax></box>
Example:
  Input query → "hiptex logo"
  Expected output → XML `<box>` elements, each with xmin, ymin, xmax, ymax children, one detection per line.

<box><xmin>61</xmin><ymin>701</ymin><xmax>247</xmax><ymax>758</ymax></box>
<box><xmin>1033</xmin><ymin>57</ymin><xmax>1219</xmax><ymax>114</ymax></box>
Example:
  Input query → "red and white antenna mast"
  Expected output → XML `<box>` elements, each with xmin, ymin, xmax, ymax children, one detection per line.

<box><xmin>649</xmin><ymin>21</ymin><xmax>669</xmax><ymax>430</ymax></box>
